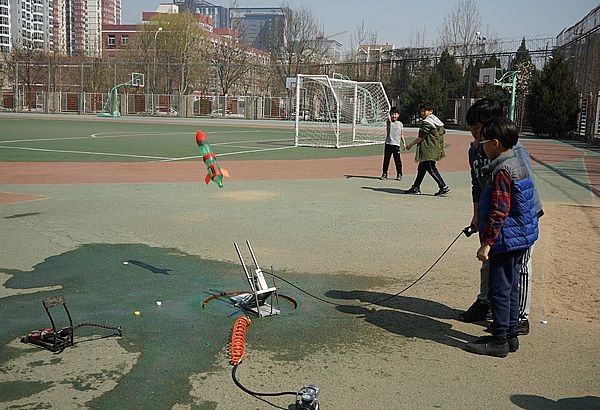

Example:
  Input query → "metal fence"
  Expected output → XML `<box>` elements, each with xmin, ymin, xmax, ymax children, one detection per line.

<box><xmin>1</xmin><ymin>32</ymin><xmax>598</xmax><ymax>141</ymax></box>
<box><xmin>0</xmin><ymin>55</ymin><xmax>538</xmax><ymax>124</ymax></box>
<box><xmin>556</xmin><ymin>7</ymin><xmax>600</xmax><ymax>143</ymax></box>
<box><xmin>0</xmin><ymin>88</ymin><xmax>294</xmax><ymax>121</ymax></box>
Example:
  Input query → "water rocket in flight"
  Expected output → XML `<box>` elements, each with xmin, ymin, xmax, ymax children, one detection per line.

<box><xmin>195</xmin><ymin>130</ymin><xmax>229</xmax><ymax>188</ymax></box>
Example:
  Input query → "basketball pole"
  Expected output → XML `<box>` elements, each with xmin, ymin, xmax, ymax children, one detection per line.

<box><xmin>494</xmin><ymin>70</ymin><xmax>519</xmax><ymax>121</ymax></box>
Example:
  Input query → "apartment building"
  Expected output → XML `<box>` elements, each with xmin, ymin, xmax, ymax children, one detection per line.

<box><xmin>0</xmin><ymin>0</ymin><xmax>54</xmax><ymax>53</ymax></box>
<box><xmin>1</xmin><ymin>0</ymin><xmax>120</xmax><ymax>56</ymax></box>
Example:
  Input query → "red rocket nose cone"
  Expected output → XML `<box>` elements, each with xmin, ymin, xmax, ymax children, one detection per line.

<box><xmin>195</xmin><ymin>130</ymin><xmax>207</xmax><ymax>145</ymax></box>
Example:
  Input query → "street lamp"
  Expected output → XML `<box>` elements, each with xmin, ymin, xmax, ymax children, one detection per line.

<box><xmin>153</xmin><ymin>26</ymin><xmax>163</xmax><ymax>113</ymax></box>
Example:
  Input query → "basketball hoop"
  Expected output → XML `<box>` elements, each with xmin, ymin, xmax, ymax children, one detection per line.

<box><xmin>131</xmin><ymin>72</ymin><xmax>145</xmax><ymax>88</ymax></box>
<box><xmin>475</xmin><ymin>81</ymin><xmax>485</xmax><ymax>89</ymax></box>
<box><xmin>285</xmin><ymin>77</ymin><xmax>297</xmax><ymax>92</ymax></box>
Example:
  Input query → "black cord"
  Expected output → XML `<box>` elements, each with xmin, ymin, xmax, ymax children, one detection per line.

<box><xmin>74</xmin><ymin>322</ymin><xmax>122</xmax><ymax>336</ymax></box>
<box><xmin>227</xmin><ymin>229</ymin><xmax>473</xmax><ymax>405</ymax></box>
<box><xmin>232</xmin><ymin>363</ymin><xmax>297</xmax><ymax>398</ymax></box>
<box><xmin>265</xmin><ymin>227</ymin><xmax>472</xmax><ymax>308</ymax></box>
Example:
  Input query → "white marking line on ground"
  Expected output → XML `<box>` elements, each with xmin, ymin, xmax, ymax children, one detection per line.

<box><xmin>89</xmin><ymin>132</ymin><xmax>191</xmax><ymax>139</ymax></box>
<box><xmin>0</xmin><ymin>145</ymin><xmax>174</xmax><ymax>160</ymax></box>
<box><xmin>0</xmin><ymin>131</ymin><xmax>292</xmax><ymax>161</ymax></box>
<box><xmin>2</xmin><ymin>136</ymin><xmax>99</xmax><ymax>144</ymax></box>
<box><xmin>210</xmin><ymin>138</ymin><xmax>291</xmax><ymax>146</ymax></box>
<box><xmin>162</xmin><ymin>145</ymin><xmax>295</xmax><ymax>162</ymax></box>
<box><xmin>0</xmin><ymin>132</ymin><xmax>188</xmax><ymax>144</ymax></box>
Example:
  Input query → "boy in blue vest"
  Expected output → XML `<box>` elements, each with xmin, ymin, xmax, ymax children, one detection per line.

<box><xmin>464</xmin><ymin>117</ymin><xmax>538</xmax><ymax>358</ymax></box>
<box><xmin>459</xmin><ymin>99</ymin><xmax>543</xmax><ymax>338</ymax></box>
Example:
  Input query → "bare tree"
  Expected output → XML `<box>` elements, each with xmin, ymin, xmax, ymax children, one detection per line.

<box><xmin>349</xmin><ymin>21</ymin><xmax>378</xmax><ymax>55</ymax></box>
<box><xmin>438</xmin><ymin>0</ymin><xmax>482</xmax><ymax>58</ymax></box>
<box><xmin>264</xmin><ymin>4</ymin><xmax>327</xmax><ymax>90</ymax></box>
<box><xmin>127</xmin><ymin>14</ymin><xmax>209</xmax><ymax>96</ymax></box>
<box><xmin>408</xmin><ymin>26</ymin><xmax>428</xmax><ymax>49</ymax></box>
<box><xmin>1</xmin><ymin>48</ymin><xmax>55</xmax><ymax>110</ymax></box>
<box><xmin>211</xmin><ymin>0</ymin><xmax>252</xmax><ymax>95</ymax></box>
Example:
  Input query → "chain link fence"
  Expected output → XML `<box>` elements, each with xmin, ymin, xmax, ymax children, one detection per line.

<box><xmin>1</xmin><ymin>34</ymin><xmax>597</xmax><ymax>142</ymax></box>
<box><xmin>556</xmin><ymin>7</ymin><xmax>600</xmax><ymax>143</ymax></box>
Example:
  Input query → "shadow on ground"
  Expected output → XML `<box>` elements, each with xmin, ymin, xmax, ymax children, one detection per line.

<box><xmin>511</xmin><ymin>394</ymin><xmax>600</xmax><ymax>410</ymax></box>
<box><xmin>326</xmin><ymin>289</ymin><xmax>472</xmax><ymax>349</ymax></box>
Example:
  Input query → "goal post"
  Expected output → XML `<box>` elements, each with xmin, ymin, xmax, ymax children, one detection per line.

<box><xmin>294</xmin><ymin>74</ymin><xmax>390</xmax><ymax>148</ymax></box>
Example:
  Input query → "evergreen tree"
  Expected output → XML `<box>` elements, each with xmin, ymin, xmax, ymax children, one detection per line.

<box><xmin>398</xmin><ymin>60</ymin><xmax>433</xmax><ymax>124</ymax></box>
<box><xmin>437</xmin><ymin>49</ymin><xmax>463</xmax><ymax>98</ymax></box>
<box><xmin>526</xmin><ymin>51</ymin><xmax>579</xmax><ymax>138</ymax></box>
<box><xmin>399</xmin><ymin>52</ymin><xmax>458</xmax><ymax>123</ymax></box>
<box><xmin>511</xmin><ymin>38</ymin><xmax>536</xmax><ymax>130</ymax></box>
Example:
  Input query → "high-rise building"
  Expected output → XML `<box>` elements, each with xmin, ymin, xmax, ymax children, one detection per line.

<box><xmin>0</xmin><ymin>0</ymin><xmax>12</xmax><ymax>52</ymax></box>
<box><xmin>229</xmin><ymin>7</ymin><xmax>285</xmax><ymax>51</ymax></box>
<box><xmin>1</xmin><ymin>0</ymin><xmax>54</xmax><ymax>53</ymax></box>
<box><xmin>0</xmin><ymin>0</ymin><xmax>121</xmax><ymax>56</ymax></box>
<box><xmin>102</xmin><ymin>0</ymin><xmax>120</xmax><ymax>25</ymax></box>
<box><xmin>173</xmin><ymin>0</ymin><xmax>227</xmax><ymax>28</ymax></box>
<box><xmin>70</xmin><ymin>0</ymin><xmax>101</xmax><ymax>56</ymax></box>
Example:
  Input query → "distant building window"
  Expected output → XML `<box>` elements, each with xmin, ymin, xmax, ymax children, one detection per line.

<box><xmin>107</xmin><ymin>35</ymin><xmax>116</xmax><ymax>46</ymax></box>
<box><xmin>121</xmin><ymin>35</ymin><xmax>128</xmax><ymax>46</ymax></box>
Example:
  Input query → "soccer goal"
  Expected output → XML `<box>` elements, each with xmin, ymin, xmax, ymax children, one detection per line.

<box><xmin>294</xmin><ymin>74</ymin><xmax>390</xmax><ymax>148</ymax></box>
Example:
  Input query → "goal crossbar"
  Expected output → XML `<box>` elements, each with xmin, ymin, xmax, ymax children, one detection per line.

<box><xmin>294</xmin><ymin>74</ymin><xmax>390</xmax><ymax>148</ymax></box>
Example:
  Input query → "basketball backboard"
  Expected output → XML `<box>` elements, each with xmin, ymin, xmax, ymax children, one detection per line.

<box><xmin>285</xmin><ymin>76</ymin><xmax>297</xmax><ymax>91</ymax></box>
<box><xmin>131</xmin><ymin>72</ymin><xmax>145</xmax><ymax>87</ymax></box>
<box><xmin>478</xmin><ymin>67</ymin><xmax>497</xmax><ymax>85</ymax></box>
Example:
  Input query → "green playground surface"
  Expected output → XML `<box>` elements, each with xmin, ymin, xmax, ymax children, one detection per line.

<box><xmin>0</xmin><ymin>114</ymin><xmax>390</xmax><ymax>162</ymax></box>
<box><xmin>1</xmin><ymin>112</ymin><xmax>599</xmax><ymax>409</ymax></box>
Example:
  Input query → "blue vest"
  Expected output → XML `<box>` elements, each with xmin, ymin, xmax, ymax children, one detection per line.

<box><xmin>478</xmin><ymin>151</ymin><xmax>539</xmax><ymax>256</ymax></box>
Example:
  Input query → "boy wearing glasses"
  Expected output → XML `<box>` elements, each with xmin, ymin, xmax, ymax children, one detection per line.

<box><xmin>464</xmin><ymin>117</ymin><xmax>538</xmax><ymax>357</ymax></box>
<box><xmin>460</xmin><ymin>99</ymin><xmax>543</xmax><ymax>339</ymax></box>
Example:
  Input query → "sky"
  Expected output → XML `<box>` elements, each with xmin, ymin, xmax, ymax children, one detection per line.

<box><xmin>122</xmin><ymin>0</ymin><xmax>600</xmax><ymax>50</ymax></box>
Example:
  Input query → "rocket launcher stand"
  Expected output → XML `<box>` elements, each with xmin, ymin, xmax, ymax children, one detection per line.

<box><xmin>21</xmin><ymin>295</ymin><xmax>74</xmax><ymax>353</ymax></box>
<box><xmin>231</xmin><ymin>241</ymin><xmax>280</xmax><ymax>317</ymax></box>
<box><xmin>21</xmin><ymin>295</ymin><xmax>122</xmax><ymax>353</ymax></box>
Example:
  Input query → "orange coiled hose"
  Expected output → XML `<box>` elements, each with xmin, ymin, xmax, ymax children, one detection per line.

<box><xmin>229</xmin><ymin>316</ymin><xmax>251</xmax><ymax>365</ymax></box>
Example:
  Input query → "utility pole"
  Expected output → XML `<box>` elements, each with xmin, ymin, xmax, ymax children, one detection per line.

<box><xmin>153</xmin><ymin>26</ymin><xmax>163</xmax><ymax>113</ymax></box>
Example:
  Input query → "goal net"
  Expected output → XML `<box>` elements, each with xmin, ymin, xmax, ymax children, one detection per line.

<box><xmin>294</xmin><ymin>74</ymin><xmax>390</xmax><ymax>148</ymax></box>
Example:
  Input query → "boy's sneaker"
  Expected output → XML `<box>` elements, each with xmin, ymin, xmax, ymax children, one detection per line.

<box><xmin>380</xmin><ymin>173</ymin><xmax>388</xmax><ymax>180</ymax></box>
<box><xmin>508</xmin><ymin>336</ymin><xmax>519</xmax><ymax>352</ymax></box>
<box><xmin>458</xmin><ymin>299</ymin><xmax>491</xmax><ymax>322</ymax></box>
<box><xmin>434</xmin><ymin>186</ymin><xmax>451</xmax><ymax>196</ymax></box>
<box><xmin>464</xmin><ymin>336</ymin><xmax>509</xmax><ymax>358</ymax></box>
<box><xmin>405</xmin><ymin>186</ymin><xmax>421</xmax><ymax>195</ymax></box>
<box><xmin>485</xmin><ymin>320</ymin><xmax>530</xmax><ymax>336</ymax></box>
<box><xmin>516</xmin><ymin>320</ymin><xmax>530</xmax><ymax>335</ymax></box>
<box><xmin>395</xmin><ymin>174</ymin><xmax>402</xmax><ymax>181</ymax></box>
